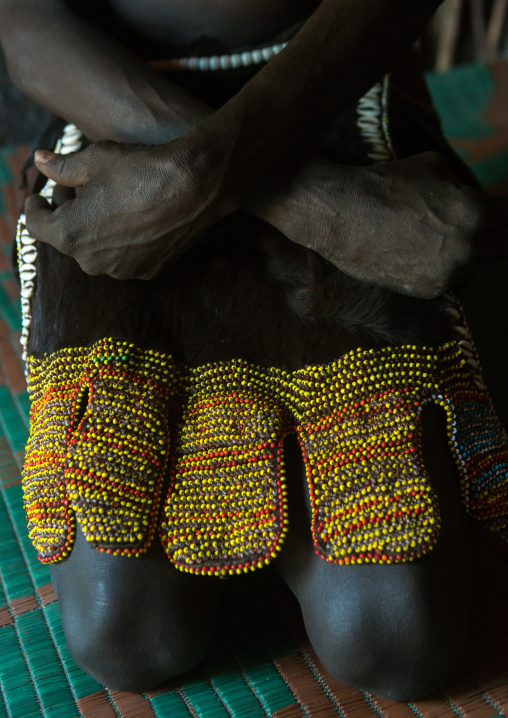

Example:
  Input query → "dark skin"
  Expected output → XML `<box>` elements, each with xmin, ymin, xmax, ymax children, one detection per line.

<box><xmin>1</xmin><ymin>0</ymin><xmax>507</xmax><ymax>293</ymax></box>
<box><xmin>1</xmin><ymin>0</ymin><xmax>507</xmax><ymax>699</ymax></box>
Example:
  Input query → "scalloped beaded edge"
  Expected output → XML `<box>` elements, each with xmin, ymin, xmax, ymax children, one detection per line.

<box><xmin>23</xmin><ymin>335</ymin><xmax>508</xmax><ymax>574</ymax></box>
<box><xmin>16</xmin><ymin>123</ymin><xmax>83</xmax><ymax>369</ymax></box>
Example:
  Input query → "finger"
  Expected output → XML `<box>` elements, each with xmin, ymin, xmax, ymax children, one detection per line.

<box><xmin>35</xmin><ymin>149</ymin><xmax>89</xmax><ymax>188</ymax></box>
<box><xmin>52</xmin><ymin>184</ymin><xmax>76</xmax><ymax>207</ymax></box>
<box><xmin>24</xmin><ymin>194</ymin><xmax>70</xmax><ymax>250</ymax></box>
<box><xmin>25</xmin><ymin>194</ymin><xmax>51</xmax><ymax>213</ymax></box>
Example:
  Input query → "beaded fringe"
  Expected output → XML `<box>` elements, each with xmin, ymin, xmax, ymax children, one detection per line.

<box><xmin>23</xmin><ymin>332</ymin><xmax>508</xmax><ymax>575</ymax></box>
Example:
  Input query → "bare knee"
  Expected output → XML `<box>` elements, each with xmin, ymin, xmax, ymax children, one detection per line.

<box><xmin>64</xmin><ymin>604</ymin><xmax>208</xmax><ymax>692</ymax></box>
<box><xmin>306</xmin><ymin>580</ymin><xmax>470</xmax><ymax>701</ymax></box>
<box><xmin>51</xmin><ymin>526</ymin><xmax>223</xmax><ymax>691</ymax></box>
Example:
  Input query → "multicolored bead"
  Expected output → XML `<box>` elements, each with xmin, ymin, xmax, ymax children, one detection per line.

<box><xmin>23</xmin><ymin>333</ymin><xmax>508</xmax><ymax>576</ymax></box>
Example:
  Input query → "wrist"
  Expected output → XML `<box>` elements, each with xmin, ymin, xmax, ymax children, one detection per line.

<box><xmin>108</xmin><ymin>78</ymin><xmax>211</xmax><ymax>146</ymax></box>
<box><xmin>169</xmin><ymin>126</ymin><xmax>239</xmax><ymax>219</ymax></box>
<box><xmin>247</xmin><ymin>154</ymin><xmax>354</xmax><ymax>257</ymax></box>
<box><xmin>95</xmin><ymin>108</ymin><xmax>195</xmax><ymax>145</ymax></box>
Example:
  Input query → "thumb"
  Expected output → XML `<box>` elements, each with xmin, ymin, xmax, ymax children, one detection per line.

<box><xmin>34</xmin><ymin>149</ymin><xmax>89</xmax><ymax>188</ymax></box>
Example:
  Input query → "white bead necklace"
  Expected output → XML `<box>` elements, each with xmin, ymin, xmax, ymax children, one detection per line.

<box><xmin>151</xmin><ymin>41</ymin><xmax>288</xmax><ymax>72</ymax></box>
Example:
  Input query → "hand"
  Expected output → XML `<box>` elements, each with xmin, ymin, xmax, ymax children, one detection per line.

<box><xmin>24</xmin><ymin>138</ymin><xmax>229</xmax><ymax>279</ymax></box>
<box><xmin>251</xmin><ymin>151</ymin><xmax>508</xmax><ymax>298</ymax></box>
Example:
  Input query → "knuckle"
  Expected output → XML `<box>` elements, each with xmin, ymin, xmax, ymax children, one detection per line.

<box><xmin>454</xmin><ymin>188</ymin><xmax>484</xmax><ymax>228</ymax></box>
<box><xmin>55</xmin><ymin>217</ymin><xmax>79</xmax><ymax>255</ymax></box>
<box><xmin>78</xmin><ymin>259</ymin><xmax>100</xmax><ymax>277</ymax></box>
<box><xmin>57</xmin><ymin>228</ymin><xmax>74</xmax><ymax>254</ymax></box>
<box><xmin>444</xmin><ymin>198</ymin><xmax>480</xmax><ymax>243</ymax></box>
<box><xmin>419</xmin><ymin>283</ymin><xmax>443</xmax><ymax>300</ymax></box>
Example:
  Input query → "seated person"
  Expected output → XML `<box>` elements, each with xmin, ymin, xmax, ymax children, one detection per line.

<box><xmin>2</xmin><ymin>0</ymin><xmax>508</xmax><ymax>700</ymax></box>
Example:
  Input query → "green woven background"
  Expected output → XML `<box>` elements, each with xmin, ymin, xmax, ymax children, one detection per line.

<box><xmin>1</xmin><ymin>62</ymin><xmax>508</xmax><ymax>717</ymax></box>
<box><xmin>426</xmin><ymin>60</ymin><xmax>508</xmax><ymax>421</ymax></box>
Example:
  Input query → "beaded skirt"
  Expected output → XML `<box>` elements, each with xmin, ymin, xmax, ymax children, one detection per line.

<box><xmin>23</xmin><ymin>323</ymin><xmax>508</xmax><ymax>576</ymax></box>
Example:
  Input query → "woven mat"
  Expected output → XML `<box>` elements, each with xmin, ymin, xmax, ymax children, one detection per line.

<box><xmin>2</xmin><ymin>60</ymin><xmax>508</xmax><ymax>717</ymax></box>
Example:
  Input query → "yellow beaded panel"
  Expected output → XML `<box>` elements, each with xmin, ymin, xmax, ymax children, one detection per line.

<box><xmin>24</xmin><ymin>346</ymin><xmax>88</xmax><ymax>560</ymax></box>
<box><xmin>23</xmin><ymin>338</ymin><xmax>508</xmax><ymax>572</ymax></box>
<box><xmin>292</xmin><ymin>344</ymin><xmax>471</xmax><ymax>564</ymax></box>
<box><xmin>25</xmin><ymin>340</ymin><xmax>179</xmax><ymax>561</ymax></box>
<box><xmin>162</xmin><ymin>362</ymin><xmax>290</xmax><ymax>575</ymax></box>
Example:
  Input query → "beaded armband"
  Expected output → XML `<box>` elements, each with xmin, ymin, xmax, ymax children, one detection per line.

<box><xmin>23</xmin><ymin>337</ymin><xmax>508</xmax><ymax>575</ymax></box>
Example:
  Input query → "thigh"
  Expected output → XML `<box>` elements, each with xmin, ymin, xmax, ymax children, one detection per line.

<box><xmin>277</xmin><ymin>404</ymin><xmax>477</xmax><ymax>701</ymax></box>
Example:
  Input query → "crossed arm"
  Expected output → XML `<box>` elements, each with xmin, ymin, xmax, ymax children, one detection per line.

<box><xmin>1</xmin><ymin>0</ymin><xmax>506</xmax><ymax>296</ymax></box>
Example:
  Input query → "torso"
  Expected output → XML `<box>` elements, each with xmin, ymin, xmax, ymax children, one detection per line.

<box><xmin>68</xmin><ymin>0</ymin><xmax>319</xmax><ymax>57</ymax></box>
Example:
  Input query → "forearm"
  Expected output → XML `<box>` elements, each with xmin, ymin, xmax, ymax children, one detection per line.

<box><xmin>0</xmin><ymin>0</ymin><xmax>209</xmax><ymax>143</ymax></box>
<box><xmin>1</xmin><ymin>0</ymin><xmax>443</xmax><ymax>203</ymax></box>
<box><xmin>248</xmin><ymin>151</ymin><xmax>508</xmax><ymax>299</ymax></box>
<box><xmin>0</xmin><ymin>0</ymin><xmax>332</xmax><ymax>236</ymax></box>
<box><xmin>246</xmin><ymin>153</ymin><xmax>352</xmax><ymax>256</ymax></box>
<box><xmin>184</xmin><ymin>0</ymin><xmax>443</xmax><ymax>205</ymax></box>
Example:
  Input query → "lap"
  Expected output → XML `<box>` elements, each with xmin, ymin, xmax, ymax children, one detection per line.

<box><xmin>25</xmin><ymin>187</ymin><xmax>476</xmax><ymax>696</ymax></box>
<box><xmin>20</xmin><ymin>106</ymin><xmax>499</xmax><ymax>695</ymax></box>
<box><xmin>49</xmin><ymin>403</ymin><xmax>477</xmax><ymax>696</ymax></box>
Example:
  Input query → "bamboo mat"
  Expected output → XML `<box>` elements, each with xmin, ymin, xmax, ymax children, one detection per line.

<box><xmin>2</xmin><ymin>61</ymin><xmax>508</xmax><ymax>717</ymax></box>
